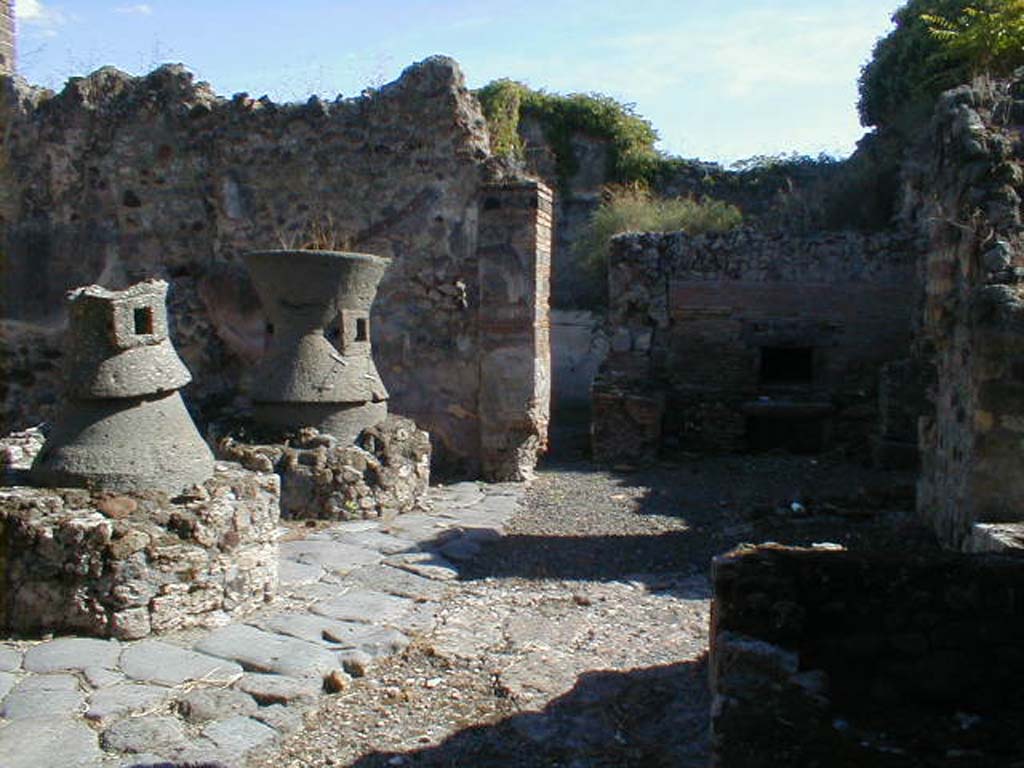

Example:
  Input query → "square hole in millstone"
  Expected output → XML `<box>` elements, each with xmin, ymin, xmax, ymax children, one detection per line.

<box><xmin>133</xmin><ymin>306</ymin><xmax>154</xmax><ymax>335</ymax></box>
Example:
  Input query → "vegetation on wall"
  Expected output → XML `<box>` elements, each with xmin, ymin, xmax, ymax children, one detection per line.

<box><xmin>576</xmin><ymin>186</ymin><xmax>742</xmax><ymax>299</ymax></box>
<box><xmin>476</xmin><ymin>79</ymin><xmax>663</xmax><ymax>189</ymax></box>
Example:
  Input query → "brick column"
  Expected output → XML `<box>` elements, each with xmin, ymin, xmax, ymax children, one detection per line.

<box><xmin>476</xmin><ymin>180</ymin><xmax>552</xmax><ymax>481</ymax></box>
<box><xmin>0</xmin><ymin>1</ymin><xmax>13</xmax><ymax>77</ymax></box>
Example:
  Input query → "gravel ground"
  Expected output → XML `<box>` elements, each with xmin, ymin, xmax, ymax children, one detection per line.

<box><xmin>249</xmin><ymin>440</ymin><xmax>935</xmax><ymax>768</ymax></box>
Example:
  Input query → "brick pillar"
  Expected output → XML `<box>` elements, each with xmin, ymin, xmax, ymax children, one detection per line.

<box><xmin>477</xmin><ymin>180</ymin><xmax>552</xmax><ymax>481</ymax></box>
<box><xmin>0</xmin><ymin>1</ymin><xmax>13</xmax><ymax>77</ymax></box>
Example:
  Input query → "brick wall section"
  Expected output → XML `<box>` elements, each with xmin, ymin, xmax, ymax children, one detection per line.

<box><xmin>904</xmin><ymin>79</ymin><xmax>1024</xmax><ymax>548</ymax></box>
<box><xmin>0</xmin><ymin>58</ymin><xmax>552</xmax><ymax>479</ymax></box>
<box><xmin>710</xmin><ymin>544</ymin><xmax>1024</xmax><ymax>766</ymax></box>
<box><xmin>476</xmin><ymin>181</ymin><xmax>552</xmax><ymax>480</ymax></box>
<box><xmin>592</xmin><ymin>229</ymin><xmax>916</xmax><ymax>462</ymax></box>
<box><xmin>0</xmin><ymin>1</ymin><xmax>12</xmax><ymax>77</ymax></box>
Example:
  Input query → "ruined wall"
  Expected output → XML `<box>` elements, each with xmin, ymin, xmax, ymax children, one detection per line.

<box><xmin>0</xmin><ymin>57</ymin><xmax>551</xmax><ymax>479</ymax></box>
<box><xmin>592</xmin><ymin>229</ymin><xmax>916</xmax><ymax>462</ymax></box>
<box><xmin>711</xmin><ymin>544</ymin><xmax>1024</xmax><ymax>767</ymax></box>
<box><xmin>0</xmin><ymin>1</ymin><xmax>12</xmax><ymax>78</ymax></box>
<box><xmin>906</xmin><ymin>77</ymin><xmax>1024</xmax><ymax>548</ymax></box>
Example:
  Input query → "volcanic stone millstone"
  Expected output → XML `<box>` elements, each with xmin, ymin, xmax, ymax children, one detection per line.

<box><xmin>30</xmin><ymin>280</ymin><xmax>214</xmax><ymax>495</ymax></box>
<box><xmin>244</xmin><ymin>250</ymin><xmax>392</xmax><ymax>443</ymax></box>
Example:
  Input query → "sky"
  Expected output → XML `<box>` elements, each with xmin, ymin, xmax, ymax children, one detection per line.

<box><xmin>13</xmin><ymin>0</ymin><xmax>902</xmax><ymax>165</ymax></box>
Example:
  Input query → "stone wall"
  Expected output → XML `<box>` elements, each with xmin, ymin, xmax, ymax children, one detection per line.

<box><xmin>0</xmin><ymin>1</ymin><xmax>11</xmax><ymax>77</ymax></box>
<box><xmin>592</xmin><ymin>228</ymin><xmax>916</xmax><ymax>462</ymax></box>
<box><xmin>905</xmin><ymin>77</ymin><xmax>1024</xmax><ymax>549</ymax></box>
<box><xmin>711</xmin><ymin>544</ymin><xmax>1024</xmax><ymax>767</ymax></box>
<box><xmin>0</xmin><ymin>57</ymin><xmax>551</xmax><ymax>479</ymax></box>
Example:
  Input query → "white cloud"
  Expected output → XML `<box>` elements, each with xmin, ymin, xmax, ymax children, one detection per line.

<box><xmin>16</xmin><ymin>0</ymin><xmax>66</xmax><ymax>26</ymax></box>
<box><xmin>115</xmin><ymin>4</ymin><xmax>153</xmax><ymax>15</ymax></box>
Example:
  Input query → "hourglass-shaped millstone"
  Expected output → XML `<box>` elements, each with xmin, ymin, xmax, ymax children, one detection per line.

<box><xmin>30</xmin><ymin>280</ymin><xmax>215</xmax><ymax>495</ymax></box>
<box><xmin>243</xmin><ymin>249</ymin><xmax>392</xmax><ymax>443</ymax></box>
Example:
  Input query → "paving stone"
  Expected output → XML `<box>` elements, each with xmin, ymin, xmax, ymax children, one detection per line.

<box><xmin>440</xmin><ymin>527</ymin><xmax>503</xmax><ymax>562</ymax></box>
<box><xmin>114</xmin><ymin>752</ymin><xmax>167</xmax><ymax>767</ymax></box>
<box><xmin>121</xmin><ymin>639</ymin><xmax>244</xmax><ymax>686</ymax></box>
<box><xmin>0</xmin><ymin>646</ymin><xmax>22</xmax><ymax>672</ymax></box>
<box><xmin>172</xmin><ymin>742</ymin><xmax>236</xmax><ymax>766</ymax></box>
<box><xmin>331</xmin><ymin>528</ymin><xmax>418</xmax><ymax>555</ymax></box>
<box><xmin>402</xmin><ymin>601</ymin><xmax>442</xmax><ymax>634</ymax></box>
<box><xmin>85</xmin><ymin>665</ymin><xmax>126</xmax><ymax>689</ymax></box>
<box><xmin>312</xmin><ymin>588</ymin><xmax>416</xmax><ymax>626</ymax></box>
<box><xmin>428</xmin><ymin>482</ymin><xmax>485</xmax><ymax>508</ymax></box>
<box><xmin>346</xmin><ymin>562</ymin><xmax>448</xmax><ymax>601</ymax></box>
<box><xmin>195</xmin><ymin>624</ymin><xmax>339</xmax><ymax>679</ymax></box>
<box><xmin>381</xmin><ymin>512</ymin><xmax>454</xmax><ymax>544</ymax></box>
<box><xmin>178</xmin><ymin>687</ymin><xmax>258</xmax><ymax>723</ymax></box>
<box><xmin>202</xmin><ymin>715</ymin><xmax>277</xmax><ymax>755</ymax></box>
<box><xmin>233</xmin><ymin>673</ymin><xmax>321</xmax><ymax>705</ymax></box>
<box><xmin>439</xmin><ymin>505</ymin><xmax>515</xmax><ymax>532</ymax></box>
<box><xmin>253</xmin><ymin>703</ymin><xmax>305</xmax><ymax>734</ymax></box>
<box><xmin>282</xmin><ymin>580</ymin><xmax>351</xmax><ymax>603</ymax></box>
<box><xmin>278</xmin><ymin>558</ymin><xmax>325</xmax><ymax>586</ymax></box>
<box><xmin>328</xmin><ymin>519</ymin><xmax>381</xmax><ymax>533</ymax></box>
<box><xmin>86</xmin><ymin>683</ymin><xmax>171</xmax><ymax>725</ymax></box>
<box><xmin>0</xmin><ymin>671</ymin><xmax>15</xmax><ymax>701</ymax></box>
<box><xmin>259</xmin><ymin>612</ymin><xmax>411</xmax><ymax>657</ymax></box>
<box><xmin>385</xmin><ymin>551</ymin><xmax>460</xmax><ymax>581</ymax></box>
<box><xmin>1</xmin><ymin>674</ymin><xmax>85</xmax><ymax>719</ymax></box>
<box><xmin>278</xmin><ymin>539</ymin><xmax>383</xmax><ymax>574</ymax></box>
<box><xmin>101</xmin><ymin>716</ymin><xmax>187</xmax><ymax>754</ymax></box>
<box><xmin>258</xmin><ymin>612</ymin><xmax>366</xmax><ymax>645</ymax></box>
<box><xmin>0</xmin><ymin>716</ymin><xmax>102</xmax><ymax>768</ymax></box>
<box><xmin>22</xmin><ymin>637</ymin><xmax>121</xmax><ymax>673</ymax></box>
<box><xmin>13</xmin><ymin>672</ymin><xmax>79</xmax><ymax>691</ymax></box>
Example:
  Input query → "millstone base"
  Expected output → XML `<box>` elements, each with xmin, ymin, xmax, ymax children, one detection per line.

<box><xmin>30</xmin><ymin>391</ymin><xmax>215</xmax><ymax>495</ymax></box>
<box><xmin>253</xmin><ymin>401</ymin><xmax>388</xmax><ymax>445</ymax></box>
<box><xmin>217</xmin><ymin>414</ymin><xmax>430</xmax><ymax>521</ymax></box>
<box><xmin>0</xmin><ymin>454</ymin><xmax>280</xmax><ymax>640</ymax></box>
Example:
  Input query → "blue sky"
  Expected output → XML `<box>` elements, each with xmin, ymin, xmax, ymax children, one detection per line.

<box><xmin>14</xmin><ymin>0</ymin><xmax>900</xmax><ymax>164</ymax></box>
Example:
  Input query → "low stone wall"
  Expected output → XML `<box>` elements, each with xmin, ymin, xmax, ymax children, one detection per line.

<box><xmin>711</xmin><ymin>544</ymin><xmax>1024</xmax><ymax>767</ymax></box>
<box><xmin>0</xmin><ymin>441</ymin><xmax>279</xmax><ymax>639</ymax></box>
<box><xmin>217</xmin><ymin>415</ymin><xmax>430</xmax><ymax>521</ymax></box>
<box><xmin>593</xmin><ymin>228</ymin><xmax>916</xmax><ymax>462</ymax></box>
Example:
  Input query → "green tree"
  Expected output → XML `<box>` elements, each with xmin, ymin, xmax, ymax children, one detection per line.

<box><xmin>922</xmin><ymin>0</ymin><xmax>1024</xmax><ymax>76</ymax></box>
<box><xmin>858</xmin><ymin>0</ymin><xmax>975</xmax><ymax>132</ymax></box>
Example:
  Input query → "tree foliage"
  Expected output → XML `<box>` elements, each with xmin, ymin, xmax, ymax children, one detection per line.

<box><xmin>858</xmin><ymin>0</ymin><xmax>973</xmax><ymax>131</ymax></box>
<box><xmin>859</xmin><ymin>0</ymin><xmax>1024</xmax><ymax>133</ymax></box>
<box><xmin>922</xmin><ymin>0</ymin><xmax>1024</xmax><ymax>75</ymax></box>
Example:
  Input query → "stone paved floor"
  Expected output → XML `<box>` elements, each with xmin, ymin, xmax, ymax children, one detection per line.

<box><xmin>0</xmin><ymin>482</ymin><xmax>522</xmax><ymax>768</ymax></box>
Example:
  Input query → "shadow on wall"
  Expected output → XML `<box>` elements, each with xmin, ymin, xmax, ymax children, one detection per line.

<box><xmin>349</xmin><ymin>657</ymin><xmax>711</xmax><ymax>768</ymax></box>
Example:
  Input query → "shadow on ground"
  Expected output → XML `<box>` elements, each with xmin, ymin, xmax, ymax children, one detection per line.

<box><xmin>349</xmin><ymin>656</ymin><xmax>711</xmax><ymax>768</ymax></box>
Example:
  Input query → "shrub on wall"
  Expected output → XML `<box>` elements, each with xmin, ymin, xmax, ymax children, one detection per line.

<box><xmin>476</xmin><ymin>79</ymin><xmax>663</xmax><ymax>190</ymax></box>
<box><xmin>576</xmin><ymin>186</ymin><xmax>742</xmax><ymax>302</ymax></box>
